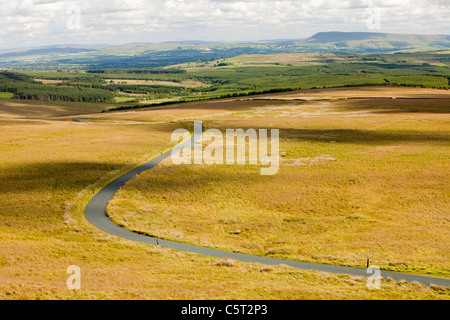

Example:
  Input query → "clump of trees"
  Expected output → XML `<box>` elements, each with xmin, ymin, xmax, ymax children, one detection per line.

<box><xmin>0</xmin><ymin>71</ymin><xmax>113</xmax><ymax>102</ymax></box>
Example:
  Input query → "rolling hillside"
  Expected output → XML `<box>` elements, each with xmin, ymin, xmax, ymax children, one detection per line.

<box><xmin>302</xmin><ymin>31</ymin><xmax>450</xmax><ymax>52</ymax></box>
<box><xmin>0</xmin><ymin>32</ymin><xmax>449</xmax><ymax>70</ymax></box>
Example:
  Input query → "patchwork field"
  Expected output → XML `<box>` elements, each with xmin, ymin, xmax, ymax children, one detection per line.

<box><xmin>104</xmin><ymin>79</ymin><xmax>209</xmax><ymax>88</ymax></box>
<box><xmin>0</xmin><ymin>87</ymin><xmax>449</xmax><ymax>299</ymax></box>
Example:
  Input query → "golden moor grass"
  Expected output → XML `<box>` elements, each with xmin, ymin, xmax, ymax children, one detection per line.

<box><xmin>1</xmin><ymin>89</ymin><xmax>449</xmax><ymax>299</ymax></box>
<box><xmin>108</xmin><ymin>96</ymin><xmax>450</xmax><ymax>278</ymax></box>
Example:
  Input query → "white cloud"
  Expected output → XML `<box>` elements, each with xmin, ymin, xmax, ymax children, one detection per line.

<box><xmin>0</xmin><ymin>0</ymin><xmax>448</xmax><ymax>48</ymax></box>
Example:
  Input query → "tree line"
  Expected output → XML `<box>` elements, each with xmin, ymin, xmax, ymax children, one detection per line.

<box><xmin>0</xmin><ymin>71</ymin><xmax>112</xmax><ymax>102</ymax></box>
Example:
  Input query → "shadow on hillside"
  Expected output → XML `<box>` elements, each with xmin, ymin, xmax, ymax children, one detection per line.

<box><xmin>109</xmin><ymin>96</ymin><xmax>450</xmax><ymax>116</ymax></box>
<box><xmin>197</xmin><ymin>122</ymin><xmax>449</xmax><ymax>145</ymax></box>
<box><xmin>334</xmin><ymin>98</ymin><xmax>450</xmax><ymax>114</ymax></box>
<box><xmin>0</xmin><ymin>161</ymin><xmax>124</xmax><ymax>195</ymax></box>
<box><xmin>280</xmin><ymin>128</ymin><xmax>449</xmax><ymax>144</ymax></box>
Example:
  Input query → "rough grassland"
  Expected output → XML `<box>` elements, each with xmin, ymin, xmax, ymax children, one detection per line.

<box><xmin>0</xmin><ymin>98</ymin><xmax>112</xmax><ymax>119</ymax></box>
<box><xmin>107</xmin><ymin>91</ymin><xmax>450</xmax><ymax>278</ymax></box>
<box><xmin>0</xmin><ymin>88</ymin><xmax>449</xmax><ymax>299</ymax></box>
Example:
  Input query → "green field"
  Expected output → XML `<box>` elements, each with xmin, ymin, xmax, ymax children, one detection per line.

<box><xmin>0</xmin><ymin>92</ymin><xmax>14</xmax><ymax>98</ymax></box>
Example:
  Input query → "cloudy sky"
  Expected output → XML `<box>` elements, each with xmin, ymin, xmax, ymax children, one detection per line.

<box><xmin>0</xmin><ymin>0</ymin><xmax>449</xmax><ymax>49</ymax></box>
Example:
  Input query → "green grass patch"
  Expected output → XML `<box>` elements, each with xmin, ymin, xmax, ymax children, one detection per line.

<box><xmin>0</xmin><ymin>92</ymin><xmax>14</xmax><ymax>99</ymax></box>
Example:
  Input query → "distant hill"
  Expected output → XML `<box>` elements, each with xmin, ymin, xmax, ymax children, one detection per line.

<box><xmin>302</xmin><ymin>31</ymin><xmax>450</xmax><ymax>52</ymax></box>
<box><xmin>0</xmin><ymin>47</ymin><xmax>98</xmax><ymax>58</ymax></box>
<box><xmin>1</xmin><ymin>31</ymin><xmax>449</xmax><ymax>70</ymax></box>
<box><xmin>306</xmin><ymin>31</ymin><xmax>389</xmax><ymax>43</ymax></box>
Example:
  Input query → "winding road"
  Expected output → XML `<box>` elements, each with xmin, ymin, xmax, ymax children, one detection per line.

<box><xmin>84</xmin><ymin>123</ymin><xmax>450</xmax><ymax>288</ymax></box>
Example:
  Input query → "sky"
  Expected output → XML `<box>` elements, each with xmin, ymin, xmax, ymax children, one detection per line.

<box><xmin>0</xmin><ymin>0</ymin><xmax>449</xmax><ymax>49</ymax></box>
